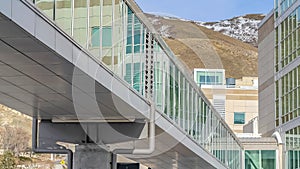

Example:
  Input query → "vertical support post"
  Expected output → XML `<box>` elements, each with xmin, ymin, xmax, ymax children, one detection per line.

<box><xmin>145</xmin><ymin>32</ymin><xmax>154</xmax><ymax>100</ymax></box>
<box><xmin>74</xmin><ymin>144</ymin><xmax>112</xmax><ymax>169</ymax></box>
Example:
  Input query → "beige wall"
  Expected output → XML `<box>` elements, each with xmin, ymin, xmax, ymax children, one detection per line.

<box><xmin>202</xmin><ymin>87</ymin><xmax>258</xmax><ymax>134</ymax></box>
<box><xmin>236</xmin><ymin>77</ymin><xmax>258</xmax><ymax>87</ymax></box>
<box><xmin>258</xmin><ymin>13</ymin><xmax>275</xmax><ymax>137</ymax></box>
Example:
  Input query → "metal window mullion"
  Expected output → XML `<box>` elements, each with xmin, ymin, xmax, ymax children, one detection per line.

<box><xmin>220</xmin><ymin>125</ymin><xmax>223</xmax><ymax>163</ymax></box>
<box><xmin>218</xmin><ymin>122</ymin><xmax>221</xmax><ymax>160</ymax></box>
<box><xmin>116</xmin><ymin>1</ymin><xmax>122</xmax><ymax>76</ymax></box>
<box><xmin>210</xmin><ymin>110</ymin><xmax>213</xmax><ymax>153</ymax></box>
<box><xmin>182</xmin><ymin>78</ymin><xmax>185</xmax><ymax>131</ymax></box>
<box><xmin>172</xmin><ymin>65</ymin><xmax>176</xmax><ymax>121</ymax></box>
<box><xmin>178</xmin><ymin>73</ymin><xmax>181</xmax><ymax>127</ymax></box>
<box><xmin>195</xmin><ymin>95</ymin><xmax>198</xmax><ymax>140</ymax></box>
<box><xmin>130</xmin><ymin>13</ymin><xmax>134</xmax><ymax>87</ymax></box>
<box><xmin>211</xmin><ymin>112</ymin><xmax>213</xmax><ymax>152</ymax></box>
<box><xmin>121</xmin><ymin>2</ymin><xmax>126</xmax><ymax>79</ymax></box>
<box><xmin>198</xmin><ymin>98</ymin><xmax>202</xmax><ymax>143</ymax></box>
<box><xmin>153</xmin><ymin>51</ymin><xmax>157</xmax><ymax>104</ymax></box>
<box><xmin>225</xmin><ymin>126</ymin><xmax>227</xmax><ymax>164</ymax></box>
<box><xmin>166</xmin><ymin>61</ymin><xmax>170</xmax><ymax>117</ymax></box>
<box><xmin>86</xmin><ymin>0</ymin><xmax>90</xmax><ymax>49</ymax></box>
<box><xmin>207</xmin><ymin>108</ymin><xmax>210</xmax><ymax>150</ymax></box>
<box><xmin>187</xmin><ymin>84</ymin><xmax>190</xmax><ymax>133</ymax></box>
<box><xmin>207</xmin><ymin>109</ymin><xmax>210</xmax><ymax>152</ymax></box>
<box><xmin>201</xmin><ymin>101</ymin><xmax>204</xmax><ymax>145</ymax></box>
<box><xmin>190</xmin><ymin>89</ymin><xmax>194</xmax><ymax>136</ymax></box>
<box><xmin>231</xmin><ymin>136</ymin><xmax>234</xmax><ymax>168</ymax></box>
<box><xmin>204</xmin><ymin>105</ymin><xmax>207</xmax><ymax>148</ymax></box>
<box><xmin>138</xmin><ymin>25</ymin><xmax>143</xmax><ymax>94</ymax></box>
<box><xmin>161</xmin><ymin>58</ymin><xmax>166</xmax><ymax>114</ymax></box>
<box><xmin>194</xmin><ymin>91</ymin><xmax>196</xmax><ymax>138</ymax></box>
<box><xmin>100</xmin><ymin>0</ymin><xmax>103</xmax><ymax>59</ymax></box>
<box><xmin>158</xmin><ymin>54</ymin><xmax>162</xmax><ymax>107</ymax></box>
<box><xmin>111</xmin><ymin>0</ymin><xmax>115</xmax><ymax>71</ymax></box>
<box><xmin>71</xmin><ymin>0</ymin><xmax>74</xmax><ymax>37</ymax></box>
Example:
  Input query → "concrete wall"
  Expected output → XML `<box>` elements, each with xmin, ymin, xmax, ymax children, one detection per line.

<box><xmin>226</xmin><ymin>98</ymin><xmax>258</xmax><ymax>133</ymax></box>
<box><xmin>258</xmin><ymin>13</ymin><xmax>275</xmax><ymax>137</ymax></box>
<box><xmin>243</xmin><ymin>117</ymin><xmax>258</xmax><ymax>133</ymax></box>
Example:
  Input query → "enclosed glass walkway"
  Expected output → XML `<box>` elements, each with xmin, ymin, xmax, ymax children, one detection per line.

<box><xmin>16</xmin><ymin>0</ymin><xmax>242</xmax><ymax>168</ymax></box>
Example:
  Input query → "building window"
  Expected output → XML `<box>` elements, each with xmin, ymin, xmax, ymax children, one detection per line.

<box><xmin>194</xmin><ymin>69</ymin><xmax>224</xmax><ymax>86</ymax></box>
<box><xmin>102</xmin><ymin>26</ymin><xmax>112</xmax><ymax>47</ymax></box>
<box><xmin>245</xmin><ymin>150</ymin><xmax>276</xmax><ymax>169</ymax></box>
<box><xmin>234</xmin><ymin>112</ymin><xmax>245</xmax><ymax>124</ymax></box>
<box><xmin>91</xmin><ymin>26</ymin><xmax>100</xmax><ymax>47</ymax></box>
<box><xmin>91</xmin><ymin>26</ymin><xmax>112</xmax><ymax>47</ymax></box>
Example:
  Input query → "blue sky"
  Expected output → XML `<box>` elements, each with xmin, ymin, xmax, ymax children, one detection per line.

<box><xmin>135</xmin><ymin>0</ymin><xmax>274</xmax><ymax>22</ymax></box>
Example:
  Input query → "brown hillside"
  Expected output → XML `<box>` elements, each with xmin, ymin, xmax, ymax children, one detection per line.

<box><xmin>0</xmin><ymin>105</ymin><xmax>32</xmax><ymax>134</ymax></box>
<box><xmin>147</xmin><ymin>14</ymin><xmax>258</xmax><ymax>79</ymax></box>
<box><xmin>243</xmin><ymin>14</ymin><xmax>265</xmax><ymax>20</ymax></box>
<box><xmin>164</xmin><ymin>38</ymin><xmax>205</xmax><ymax>71</ymax></box>
<box><xmin>195</xmin><ymin>25</ymin><xmax>258</xmax><ymax>78</ymax></box>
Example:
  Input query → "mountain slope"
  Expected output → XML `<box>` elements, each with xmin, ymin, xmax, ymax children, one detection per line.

<box><xmin>146</xmin><ymin>14</ymin><xmax>258</xmax><ymax>78</ymax></box>
<box><xmin>198</xmin><ymin>14</ymin><xmax>264</xmax><ymax>47</ymax></box>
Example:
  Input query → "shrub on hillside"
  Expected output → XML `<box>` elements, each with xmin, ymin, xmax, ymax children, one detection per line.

<box><xmin>0</xmin><ymin>151</ymin><xmax>16</xmax><ymax>169</ymax></box>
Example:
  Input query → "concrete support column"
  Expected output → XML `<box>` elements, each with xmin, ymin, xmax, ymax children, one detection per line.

<box><xmin>74</xmin><ymin>144</ymin><xmax>113</xmax><ymax>169</ymax></box>
<box><xmin>278</xmin><ymin>143</ymin><xmax>284</xmax><ymax>169</ymax></box>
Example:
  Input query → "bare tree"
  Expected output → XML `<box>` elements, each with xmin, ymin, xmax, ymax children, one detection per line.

<box><xmin>0</xmin><ymin>125</ymin><xmax>30</xmax><ymax>156</ymax></box>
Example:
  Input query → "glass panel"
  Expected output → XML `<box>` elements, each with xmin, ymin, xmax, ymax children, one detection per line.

<box><xmin>184</xmin><ymin>80</ymin><xmax>189</xmax><ymax>132</ymax></box>
<box><xmin>132</xmin><ymin>62</ymin><xmax>141</xmax><ymax>92</ymax></box>
<box><xmin>36</xmin><ymin>0</ymin><xmax>54</xmax><ymax>19</ymax></box>
<box><xmin>174</xmin><ymin>67</ymin><xmax>179</xmax><ymax>123</ymax></box>
<box><xmin>102</xmin><ymin>27</ymin><xmax>112</xmax><ymax>47</ymax></box>
<box><xmin>124</xmin><ymin>63</ymin><xmax>132</xmax><ymax>85</ymax></box>
<box><xmin>74</xmin><ymin>0</ymin><xmax>88</xmax><ymax>46</ymax></box>
<box><xmin>164</xmin><ymin>60</ymin><xmax>170</xmax><ymax>116</ymax></box>
<box><xmin>169</xmin><ymin>63</ymin><xmax>174</xmax><ymax>119</ymax></box>
<box><xmin>55</xmin><ymin>0</ymin><xmax>72</xmax><ymax>35</ymax></box>
<box><xmin>245</xmin><ymin>150</ymin><xmax>260</xmax><ymax>169</ymax></box>
<box><xmin>112</xmin><ymin>0</ymin><xmax>123</xmax><ymax>74</ymax></box>
<box><xmin>126</xmin><ymin>7</ymin><xmax>133</xmax><ymax>54</ymax></box>
<box><xmin>261</xmin><ymin>150</ymin><xmax>276</xmax><ymax>169</ymax></box>
<box><xmin>133</xmin><ymin>15</ymin><xmax>142</xmax><ymax>53</ymax></box>
<box><xmin>179</xmin><ymin>75</ymin><xmax>184</xmax><ymax>129</ymax></box>
<box><xmin>102</xmin><ymin>0</ymin><xmax>113</xmax><ymax>68</ymax></box>
<box><xmin>91</xmin><ymin>27</ymin><xmax>100</xmax><ymax>47</ymax></box>
<box><xmin>89</xmin><ymin>0</ymin><xmax>101</xmax><ymax>58</ymax></box>
<box><xmin>154</xmin><ymin>61</ymin><xmax>163</xmax><ymax>111</ymax></box>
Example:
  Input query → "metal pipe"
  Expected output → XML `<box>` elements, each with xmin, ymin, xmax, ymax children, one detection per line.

<box><xmin>132</xmin><ymin>101</ymin><xmax>155</xmax><ymax>155</ymax></box>
<box><xmin>272</xmin><ymin>131</ymin><xmax>283</xmax><ymax>144</ymax></box>
<box><xmin>112</xmin><ymin>101</ymin><xmax>156</xmax><ymax>155</ymax></box>
<box><xmin>32</xmin><ymin>118</ymin><xmax>73</xmax><ymax>169</ymax></box>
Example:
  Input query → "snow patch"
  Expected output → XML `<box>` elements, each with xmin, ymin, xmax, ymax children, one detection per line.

<box><xmin>197</xmin><ymin>16</ymin><xmax>262</xmax><ymax>46</ymax></box>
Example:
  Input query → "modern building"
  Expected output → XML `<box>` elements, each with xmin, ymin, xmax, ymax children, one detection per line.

<box><xmin>0</xmin><ymin>0</ymin><xmax>243</xmax><ymax>168</ymax></box>
<box><xmin>193</xmin><ymin>68</ymin><xmax>280</xmax><ymax>169</ymax></box>
<box><xmin>259</xmin><ymin>0</ymin><xmax>300</xmax><ymax>168</ymax></box>
<box><xmin>194</xmin><ymin>69</ymin><xmax>259</xmax><ymax>134</ymax></box>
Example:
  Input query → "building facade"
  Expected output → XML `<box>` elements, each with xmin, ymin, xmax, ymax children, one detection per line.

<box><xmin>201</xmin><ymin>81</ymin><xmax>258</xmax><ymax>134</ymax></box>
<box><xmin>194</xmin><ymin>69</ymin><xmax>258</xmax><ymax>134</ymax></box>
<box><xmin>259</xmin><ymin>0</ymin><xmax>300</xmax><ymax>168</ymax></box>
<box><xmin>258</xmin><ymin>11</ymin><xmax>276</xmax><ymax>137</ymax></box>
